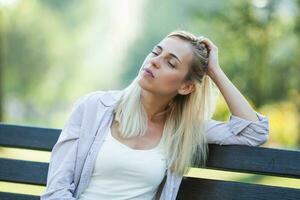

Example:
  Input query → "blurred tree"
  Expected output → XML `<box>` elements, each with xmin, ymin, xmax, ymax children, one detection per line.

<box><xmin>1</xmin><ymin>0</ymin><xmax>299</xmax><ymax>147</ymax></box>
<box><xmin>2</xmin><ymin>0</ymin><xmax>96</xmax><ymax>126</ymax></box>
<box><xmin>0</xmin><ymin>9</ymin><xmax>3</xmax><ymax>121</ymax></box>
<box><xmin>189</xmin><ymin>0</ymin><xmax>300</xmax><ymax>107</ymax></box>
<box><xmin>187</xmin><ymin>0</ymin><xmax>300</xmax><ymax>146</ymax></box>
<box><xmin>293</xmin><ymin>0</ymin><xmax>300</xmax><ymax>144</ymax></box>
<box><xmin>121</xmin><ymin>0</ymin><xmax>191</xmax><ymax>85</ymax></box>
<box><xmin>121</xmin><ymin>0</ymin><xmax>300</xmax><ymax>147</ymax></box>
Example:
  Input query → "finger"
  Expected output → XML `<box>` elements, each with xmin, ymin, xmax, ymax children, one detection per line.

<box><xmin>201</xmin><ymin>38</ymin><xmax>217</xmax><ymax>50</ymax></box>
<box><xmin>202</xmin><ymin>40</ymin><xmax>215</xmax><ymax>50</ymax></box>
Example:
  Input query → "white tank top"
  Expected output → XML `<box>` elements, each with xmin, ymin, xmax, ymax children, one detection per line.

<box><xmin>78</xmin><ymin>126</ymin><xmax>167</xmax><ymax>200</ymax></box>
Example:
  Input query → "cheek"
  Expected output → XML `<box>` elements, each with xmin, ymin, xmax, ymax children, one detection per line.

<box><xmin>160</xmin><ymin>72</ymin><xmax>184</xmax><ymax>89</ymax></box>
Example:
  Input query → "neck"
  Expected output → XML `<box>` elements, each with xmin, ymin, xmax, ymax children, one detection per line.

<box><xmin>140</xmin><ymin>89</ymin><xmax>175</xmax><ymax>123</ymax></box>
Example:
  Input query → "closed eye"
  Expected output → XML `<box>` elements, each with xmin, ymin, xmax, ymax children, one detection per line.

<box><xmin>168</xmin><ymin>62</ymin><xmax>175</xmax><ymax>68</ymax></box>
<box><xmin>151</xmin><ymin>51</ymin><xmax>158</xmax><ymax>55</ymax></box>
<box><xmin>151</xmin><ymin>51</ymin><xmax>175</xmax><ymax>68</ymax></box>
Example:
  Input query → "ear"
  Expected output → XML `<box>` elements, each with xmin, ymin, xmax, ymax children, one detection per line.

<box><xmin>178</xmin><ymin>81</ymin><xmax>195</xmax><ymax>95</ymax></box>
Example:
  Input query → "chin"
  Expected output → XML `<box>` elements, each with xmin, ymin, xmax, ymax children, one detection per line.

<box><xmin>137</xmin><ymin>76</ymin><xmax>173</xmax><ymax>96</ymax></box>
<box><xmin>138</xmin><ymin>78</ymin><xmax>151</xmax><ymax>91</ymax></box>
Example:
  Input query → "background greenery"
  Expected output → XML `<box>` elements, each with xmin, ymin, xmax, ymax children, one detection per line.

<box><xmin>0</xmin><ymin>0</ymin><xmax>299</xmax><ymax>195</ymax></box>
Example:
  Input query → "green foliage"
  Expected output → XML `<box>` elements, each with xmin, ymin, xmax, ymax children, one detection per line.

<box><xmin>1</xmin><ymin>0</ymin><xmax>299</xmax><ymax>147</ymax></box>
<box><xmin>2</xmin><ymin>0</ymin><xmax>99</xmax><ymax>126</ymax></box>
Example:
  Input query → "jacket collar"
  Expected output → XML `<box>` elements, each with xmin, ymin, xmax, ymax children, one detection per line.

<box><xmin>98</xmin><ymin>90</ymin><xmax>123</xmax><ymax>107</ymax></box>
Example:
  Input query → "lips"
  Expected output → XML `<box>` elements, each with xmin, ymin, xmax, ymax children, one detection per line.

<box><xmin>144</xmin><ymin>68</ymin><xmax>155</xmax><ymax>78</ymax></box>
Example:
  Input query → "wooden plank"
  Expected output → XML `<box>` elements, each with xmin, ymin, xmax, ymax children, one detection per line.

<box><xmin>1</xmin><ymin>124</ymin><xmax>300</xmax><ymax>178</ymax></box>
<box><xmin>0</xmin><ymin>192</ymin><xmax>39</xmax><ymax>200</ymax></box>
<box><xmin>0</xmin><ymin>158</ymin><xmax>48</xmax><ymax>185</ymax></box>
<box><xmin>204</xmin><ymin>144</ymin><xmax>300</xmax><ymax>179</ymax></box>
<box><xmin>0</xmin><ymin>123</ymin><xmax>60</xmax><ymax>151</ymax></box>
<box><xmin>177</xmin><ymin>177</ymin><xmax>300</xmax><ymax>200</ymax></box>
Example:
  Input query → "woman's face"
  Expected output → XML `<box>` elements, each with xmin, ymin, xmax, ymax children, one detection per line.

<box><xmin>138</xmin><ymin>36</ymin><xmax>194</xmax><ymax>97</ymax></box>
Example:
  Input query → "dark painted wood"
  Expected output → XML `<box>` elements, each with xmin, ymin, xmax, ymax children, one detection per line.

<box><xmin>1</xmin><ymin>123</ymin><xmax>300</xmax><ymax>199</ymax></box>
<box><xmin>204</xmin><ymin>144</ymin><xmax>300</xmax><ymax>179</ymax></box>
<box><xmin>1</xmin><ymin>124</ymin><xmax>299</xmax><ymax>178</ymax></box>
<box><xmin>0</xmin><ymin>158</ymin><xmax>48</xmax><ymax>185</ymax></box>
<box><xmin>0</xmin><ymin>192</ymin><xmax>39</xmax><ymax>200</ymax></box>
<box><xmin>0</xmin><ymin>123</ymin><xmax>60</xmax><ymax>151</ymax></box>
<box><xmin>177</xmin><ymin>177</ymin><xmax>300</xmax><ymax>200</ymax></box>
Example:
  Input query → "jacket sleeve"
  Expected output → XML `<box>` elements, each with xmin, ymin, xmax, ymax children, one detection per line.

<box><xmin>204</xmin><ymin>111</ymin><xmax>269</xmax><ymax>146</ymax></box>
<box><xmin>40</xmin><ymin>95</ymin><xmax>87</xmax><ymax>200</ymax></box>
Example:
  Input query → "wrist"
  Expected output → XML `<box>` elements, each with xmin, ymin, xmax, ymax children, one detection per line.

<box><xmin>208</xmin><ymin>66</ymin><xmax>223</xmax><ymax>82</ymax></box>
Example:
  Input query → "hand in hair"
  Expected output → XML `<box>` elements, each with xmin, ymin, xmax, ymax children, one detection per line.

<box><xmin>199</xmin><ymin>37</ymin><xmax>222</xmax><ymax>79</ymax></box>
<box><xmin>199</xmin><ymin>37</ymin><xmax>260</xmax><ymax>122</ymax></box>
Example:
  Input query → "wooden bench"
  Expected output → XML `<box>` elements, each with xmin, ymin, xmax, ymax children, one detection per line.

<box><xmin>0</xmin><ymin>123</ymin><xmax>300</xmax><ymax>200</ymax></box>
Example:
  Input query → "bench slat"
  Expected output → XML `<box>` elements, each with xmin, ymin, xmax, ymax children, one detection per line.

<box><xmin>177</xmin><ymin>177</ymin><xmax>300</xmax><ymax>200</ymax></box>
<box><xmin>0</xmin><ymin>192</ymin><xmax>40</xmax><ymax>200</ymax></box>
<box><xmin>1</xmin><ymin>124</ymin><xmax>300</xmax><ymax>179</ymax></box>
<box><xmin>0</xmin><ymin>192</ymin><xmax>39</xmax><ymax>200</ymax></box>
<box><xmin>205</xmin><ymin>144</ymin><xmax>300</xmax><ymax>179</ymax></box>
<box><xmin>0</xmin><ymin>158</ymin><xmax>48</xmax><ymax>185</ymax></box>
<box><xmin>0</xmin><ymin>123</ymin><xmax>60</xmax><ymax>151</ymax></box>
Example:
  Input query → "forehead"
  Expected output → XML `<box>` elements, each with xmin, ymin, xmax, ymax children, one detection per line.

<box><xmin>157</xmin><ymin>36</ymin><xmax>193</xmax><ymax>65</ymax></box>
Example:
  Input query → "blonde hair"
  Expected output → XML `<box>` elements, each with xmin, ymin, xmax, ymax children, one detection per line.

<box><xmin>114</xmin><ymin>30</ymin><xmax>219</xmax><ymax>177</ymax></box>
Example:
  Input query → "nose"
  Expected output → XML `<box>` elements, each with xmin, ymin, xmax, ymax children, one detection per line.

<box><xmin>149</xmin><ymin>55</ymin><xmax>161</xmax><ymax>69</ymax></box>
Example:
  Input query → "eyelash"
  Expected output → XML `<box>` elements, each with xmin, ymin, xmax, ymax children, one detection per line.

<box><xmin>151</xmin><ymin>51</ymin><xmax>158</xmax><ymax>55</ymax></box>
<box><xmin>151</xmin><ymin>51</ymin><xmax>175</xmax><ymax>68</ymax></box>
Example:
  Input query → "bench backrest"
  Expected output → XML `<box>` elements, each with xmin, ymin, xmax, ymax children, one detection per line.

<box><xmin>0</xmin><ymin>123</ymin><xmax>300</xmax><ymax>200</ymax></box>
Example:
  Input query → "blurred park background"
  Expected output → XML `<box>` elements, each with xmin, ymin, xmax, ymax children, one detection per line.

<box><xmin>0</xmin><ymin>0</ymin><xmax>300</xmax><ymax>196</ymax></box>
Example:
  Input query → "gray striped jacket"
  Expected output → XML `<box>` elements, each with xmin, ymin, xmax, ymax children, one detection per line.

<box><xmin>40</xmin><ymin>90</ymin><xmax>269</xmax><ymax>200</ymax></box>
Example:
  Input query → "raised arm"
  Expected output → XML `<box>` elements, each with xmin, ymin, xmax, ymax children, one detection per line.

<box><xmin>200</xmin><ymin>37</ymin><xmax>269</xmax><ymax>145</ymax></box>
<box><xmin>201</xmin><ymin>37</ymin><xmax>260</xmax><ymax>122</ymax></box>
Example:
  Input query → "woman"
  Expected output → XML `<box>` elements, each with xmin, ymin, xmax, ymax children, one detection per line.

<box><xmin>41</xmin><ymin>30</ymin><xmax>269</xmax><ymax>200</ymax></box>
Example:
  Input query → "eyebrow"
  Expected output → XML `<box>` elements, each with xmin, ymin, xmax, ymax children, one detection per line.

<box><xmin>155</xmin><ymin>45</ymin><xmax>182</xmax><ymax>64</ymax></box>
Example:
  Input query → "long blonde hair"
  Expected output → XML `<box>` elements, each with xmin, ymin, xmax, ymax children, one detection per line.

<box><xmin>114</xmin><ymin>30</ymin><xmax>219</xmax><ymax>177</ymax></box>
